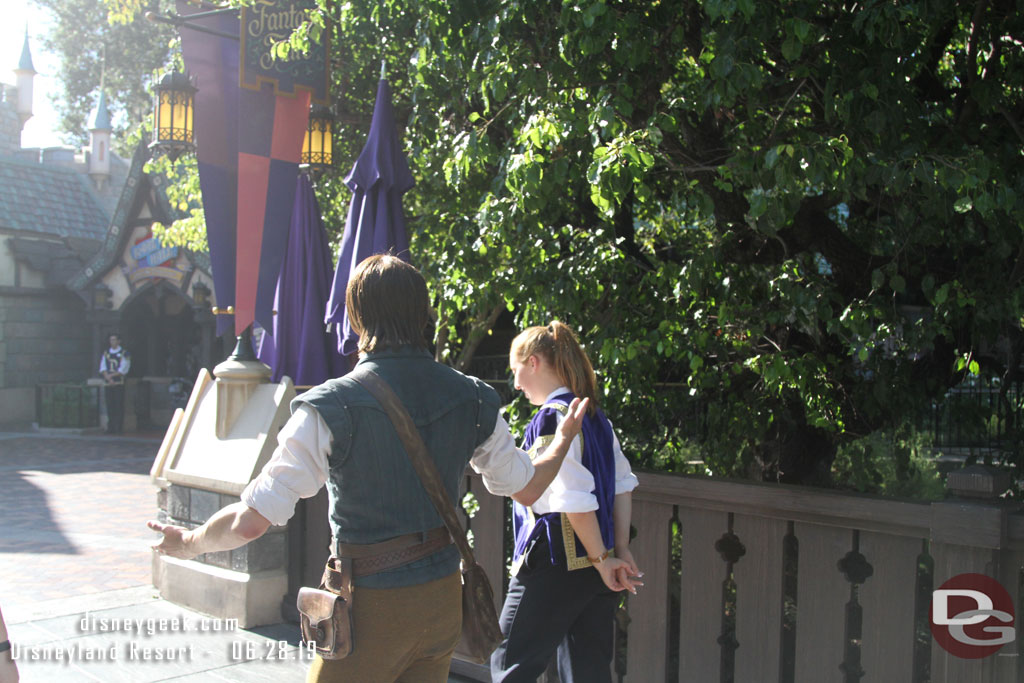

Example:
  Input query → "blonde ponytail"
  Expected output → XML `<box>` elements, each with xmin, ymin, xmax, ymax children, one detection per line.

<box><xmin>511</xmin><ymin>321</ymin><xmax>598</xmax><ymax>412</ymax></box>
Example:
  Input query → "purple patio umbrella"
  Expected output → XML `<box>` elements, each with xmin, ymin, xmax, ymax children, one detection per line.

<box><xmin>325</xmin><ymin>77</ymin><xmax>414</xmax><ymax>355</ymax></box>
<box><xmin>258</xmin><ymin>173</ymin><xmax>349</xmax><ymax>385</ymax></box>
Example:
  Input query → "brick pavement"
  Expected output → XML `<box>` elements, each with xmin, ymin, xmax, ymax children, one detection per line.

<box><xmin>0</xmin><ymin>434</ymin><xmax>160</xmax><ymax>607</ymax></box>
<box><xmin>0</xmin><ymin>432</ymin><xmax>479</xmax><ymax>682</ymax></box>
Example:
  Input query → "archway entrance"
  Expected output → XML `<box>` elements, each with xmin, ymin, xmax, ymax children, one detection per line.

<box><xmin>121</xmin><ymin>283</ymin><xmax>201</xmax><ymax>379</ymax></box>
<box><xmin>114</xmin><ymin>282</ymin><xmax>209</xmax><ymax>430</ymax></box>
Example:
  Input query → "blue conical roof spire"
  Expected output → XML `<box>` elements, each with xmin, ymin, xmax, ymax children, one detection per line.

<box><xmin>17</xmin><ymin>28</ymin><xmax>35</xmax><ymax>74</ymax></box>
<box><xmin>88</xmin><ymin>90</ymin><xmax>112</xmax><ymax>130</ymax></box>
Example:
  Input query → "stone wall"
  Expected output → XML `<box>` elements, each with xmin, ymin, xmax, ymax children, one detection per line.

<box><xmin>157</xmin><ymin>485</ymin><xmax>288</xmax><ymax>575</ymax></box>
<box><xmin>0</xmin><ymin>387</ymin><xmax>33</xmax><ymax>423</ymax></box>
<box><xmin>0</xmin><ymin>288</ymin><xmax>91</xmax><ymax>390</ymax></box>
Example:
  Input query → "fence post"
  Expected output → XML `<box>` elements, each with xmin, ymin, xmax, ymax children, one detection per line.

<box><xmin>929</xmin><ymin>465</ymin><xmax>1020</xmax><ymax>683</ymax></box>
<box><xmin>625</xmin><ymin>499</ymin><xmax>672</xmax><ymax>682</ymax></box>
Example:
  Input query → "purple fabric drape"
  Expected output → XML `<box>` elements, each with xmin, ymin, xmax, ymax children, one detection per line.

<box><xmin>258</xmin><ymin>174</ymin><xmax>349</xmax><ymax>385</ymax></box>
<box><xmin>325</xmin><ymin>78</ymin><xmax>414</xmax><ymax>355</ymax></box>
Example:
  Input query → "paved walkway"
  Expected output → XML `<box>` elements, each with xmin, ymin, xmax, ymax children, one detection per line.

<box><xmin>0</xmin><ymin>434</ymin><xmax>157</xmax><ymax>606</ymax></box>
<box><xmin>0</xmin><ymin>431</ymin><xmax>477</xmax><ymax>682</ymax></box>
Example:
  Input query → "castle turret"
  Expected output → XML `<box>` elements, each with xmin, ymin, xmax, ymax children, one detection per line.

<box><xmin>13</xmin><ymin>29</ymin><xmax>35</xmax><ymax>126</ymax></box>
<box><xmin>88</xmin><ymin>90</ymin><xmax>112</xmax><ymax>187</ymax></box>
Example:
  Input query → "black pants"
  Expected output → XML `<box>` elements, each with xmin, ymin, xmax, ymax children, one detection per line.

<box><xmin>105</xmin><ymin>384</ymin><xmax>125</xmax><ymax>433</ymax></box>
<box><xmin>490</xmin><ymin>535</ymin><xmax>617</xmax><ymax>683</ymax></box>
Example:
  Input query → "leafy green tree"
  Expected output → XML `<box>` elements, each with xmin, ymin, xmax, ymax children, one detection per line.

<box><xmin>125</xmin><ymin>0</ymin><xmax>1024</xmax><ymax>485</ymax></box>
<box><xmin>32</xmin><ymin>0</ymin><xmax>174</xmax><ymax>150</ymax></box>
<box><xmin>306</xmin><ymin>0</ymin><xmax>1024</xmax><ymax>484</ymax></box>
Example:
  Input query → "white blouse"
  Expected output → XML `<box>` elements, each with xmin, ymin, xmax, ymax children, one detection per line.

<box><xmin>528</xmin><ymin>387</ymin><xmax>639</xmax><ymax>515</ymax></box>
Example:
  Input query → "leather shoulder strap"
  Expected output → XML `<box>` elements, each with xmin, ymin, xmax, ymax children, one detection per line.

<box><xmin>348</xmin><ymin>368</ymin><xmax>477</xmax><ymax>568</ymax></box>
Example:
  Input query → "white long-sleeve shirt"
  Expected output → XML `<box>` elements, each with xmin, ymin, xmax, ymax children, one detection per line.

<box><xmin>242</xmin><ymin>403</ymin><xmax>537</xmax><ymax>526</ymax></box>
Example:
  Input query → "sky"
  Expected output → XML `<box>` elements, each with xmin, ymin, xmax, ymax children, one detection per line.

<box><xmin>2</xmin><ymin>1</ymin><xmax>66</xmax><ymax>149</ymax></box>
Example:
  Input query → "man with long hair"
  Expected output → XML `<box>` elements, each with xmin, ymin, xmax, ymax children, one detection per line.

<box><xmin>149</xmin><ymin>254</ymin><xmax>588</xmax><ymax>682</ymax></box>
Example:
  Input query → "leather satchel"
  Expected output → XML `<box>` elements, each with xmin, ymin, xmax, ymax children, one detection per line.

<box><xmin>459</xmin><ymin>562</ymin><xmax>503</xmax><ymax>661</ymax></box>
<box><xmin>350</xmin><ymin>368</ymin><xmax>504</xmax><ymax>664</ymax></box>
<box><xmin>297</xmin><ymin>558</ymin><xmax>354</xmax><ymax>659</ymax></box>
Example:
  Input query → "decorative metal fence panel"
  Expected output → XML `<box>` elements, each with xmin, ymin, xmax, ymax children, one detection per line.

<box><xmin>35</xmin><ymin>382</ymin><xmax>100</xmax><ymax>429</ymax></box>
<box><xmin>928</xmin><ymin>377</ymin><xmax>1024</xmax><ymax>453</ymax></box>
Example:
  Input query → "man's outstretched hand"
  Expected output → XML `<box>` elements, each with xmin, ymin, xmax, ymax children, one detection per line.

<box><xmin>147</xmin><ymin>520</ymin><xmax>197</xmax><ymax>560</ymax></box>
<box><xmin>147</xmin><ymin>502</ymin><xmax>271</xmax><ymax>561</ymax></box>
<box><xmin>556</xmin><ymin>397</ymin><xmax>589</xmax><ymax>442</ymax></box>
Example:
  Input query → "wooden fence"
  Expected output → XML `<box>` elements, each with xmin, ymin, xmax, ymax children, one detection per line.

<box><xmin>450</xmin><ymin>471</ymin><xmax>1024</xmax><ymax>683</ymax></box>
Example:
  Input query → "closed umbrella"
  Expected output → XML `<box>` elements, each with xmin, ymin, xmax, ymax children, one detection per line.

<box><xmin>325</xmin><ymin>77</ymin><xmax>414</xmax><ymax>355</ymax></box>
<box><xmin>259</xmin><ymin>174</ymin><xmax>348</xmax><ymax>385</ymax></box>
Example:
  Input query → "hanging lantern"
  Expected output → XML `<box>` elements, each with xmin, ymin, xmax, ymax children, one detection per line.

<box><xmin>92</xmin><ymin>283</ymin><xmax>113</xmax><ymax>310</ymax></box>
<box><xmin>150</xmin><ymin>71</ymin><xmax>196</xmax><ymax>161</ymax></box>
<box><xmin>301</xmin><ymin>105</ymin><xmax>334</xmax><ymax>177</ymax></box>
<box><xmin>191</xmin><ymin>280</ymin><xmax>211</xmax><ymax>309</ymax></box>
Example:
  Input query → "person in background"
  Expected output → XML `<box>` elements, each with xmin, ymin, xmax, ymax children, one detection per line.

<box><xmin>491</xmin><ymin>321</ymin><xmax>642</xmax><ymax>683</ymax></box>
<box><xmin>99</xmin><ymin>333</ymin><xmax>130</xmax><ymax>435</ymax></box>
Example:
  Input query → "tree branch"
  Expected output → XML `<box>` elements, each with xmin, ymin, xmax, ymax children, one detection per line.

<box><xmin>455</xmin><ymin>303</ymin><xmax>506</xmax><ymax>372</ymax></box>
<box><xmin>767</xmin><ymin>78</ymin><xmax>807</xmax><ymax>144</ymax></box>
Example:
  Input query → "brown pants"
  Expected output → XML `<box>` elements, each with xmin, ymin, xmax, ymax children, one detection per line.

<box><xmin>307</xmin><ymin>571</ymin><xmax>461</xmax><ymax>683</ymax></box>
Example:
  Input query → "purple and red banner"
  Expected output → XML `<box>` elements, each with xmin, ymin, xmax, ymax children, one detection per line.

<box><xmin>235</xmin><ymin>85</ymin><xmax>310</xmax><ymax>334</ymax></box>
<box><xmin>177</xmin><ymin>0</ymin><xmax>325</xmax><ymax>336</ymax></box>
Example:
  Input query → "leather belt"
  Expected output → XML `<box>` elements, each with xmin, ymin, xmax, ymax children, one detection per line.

<box><xmin>329</xmin><ymin>526</ymin><xmax>452</xmax><ymax>579</ymax></box>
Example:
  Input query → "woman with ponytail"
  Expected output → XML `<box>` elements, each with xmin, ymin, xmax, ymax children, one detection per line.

<box><xmin>491</xmin><ymin>321</ymin><xmax>642</xmax><ymax>683</ymax></box>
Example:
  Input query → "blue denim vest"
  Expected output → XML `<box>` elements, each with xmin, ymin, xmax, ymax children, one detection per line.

<box><xmin>293</xmin><ymin>346</ymin><xmax>502</xmax><ymax>588</ymax></box>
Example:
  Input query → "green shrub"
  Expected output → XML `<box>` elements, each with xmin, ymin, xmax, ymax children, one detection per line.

<box><xmin>831</xmin><ymin>426</ymin><xmax>945</xmax><ymax>500</ymax></box>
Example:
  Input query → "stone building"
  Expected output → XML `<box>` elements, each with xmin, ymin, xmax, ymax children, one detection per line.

<box><xmin>0</xmin><ymin>34</ymin><xmax>221</xmax><ymax>429</ymax></box>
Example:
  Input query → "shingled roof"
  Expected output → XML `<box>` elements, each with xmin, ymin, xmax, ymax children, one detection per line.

<box><xmin>0</xmin><ymin>154</ymin><xmax>109</xmax><ymax>241</ymax></box>
<box><xmin>7</xmin><ymin>236</ymin><xmax>100</xmax><ymax>288</ymax></box>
